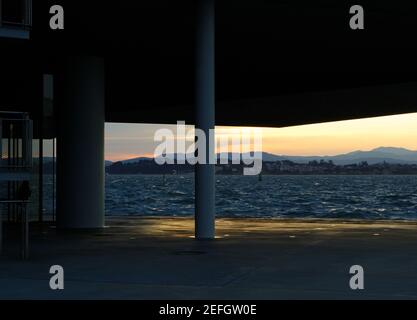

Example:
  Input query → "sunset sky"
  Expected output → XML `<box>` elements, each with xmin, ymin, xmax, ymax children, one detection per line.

<box><xmin>105</xmin><ymin>112</ymin><xmax>417</xmax><ymax>162</ymax></box>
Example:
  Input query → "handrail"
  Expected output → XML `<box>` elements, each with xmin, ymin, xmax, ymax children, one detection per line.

<box><xmin>1</xmin><ymin>20</ymin><xmax>31</xmax><ymax>28</ymax></box>
<box><xmin>0</xmin><ymin>111</ymin><xmax>31</xmax><ymax>120</ymax></box>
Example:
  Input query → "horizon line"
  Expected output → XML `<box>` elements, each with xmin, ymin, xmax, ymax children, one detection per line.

<box><xmin>105</xmin><ymin>146</ymin><xmax>417</xmax><ymax>162</ymax></box>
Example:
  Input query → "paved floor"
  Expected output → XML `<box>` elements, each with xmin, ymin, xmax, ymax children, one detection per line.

<box><xmin>1</xmin><ymin>217</ymin><xmax>417</xmax><ymax>299</ymax></box>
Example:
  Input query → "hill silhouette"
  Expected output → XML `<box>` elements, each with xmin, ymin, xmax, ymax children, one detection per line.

<box><xmin>105</xmin><ymin>147</ymin><xmax>417</xmax><ymax>166</ymax></box>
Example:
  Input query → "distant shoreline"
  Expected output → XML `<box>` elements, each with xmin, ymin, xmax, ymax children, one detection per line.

<box><xmin>105</xmin><ymin>172</ymin><xmax>417</xmax><ymax>176</ymax></box>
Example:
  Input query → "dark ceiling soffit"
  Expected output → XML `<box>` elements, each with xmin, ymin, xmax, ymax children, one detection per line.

<box><xmin>105</xmin><ymin>82</ymin><xmax>417</xmax><ymax>127</ymax></box>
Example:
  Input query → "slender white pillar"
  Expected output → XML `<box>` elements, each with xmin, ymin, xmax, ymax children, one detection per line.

<box><xmin>56</xmin><ymin>56</ymin><xmax>105</xmax><ymax>229</ymax></box>
<box><xmin>195</xmin><ymin>0</ymin><xmax>215</xmax><ymax>239</ymax></box>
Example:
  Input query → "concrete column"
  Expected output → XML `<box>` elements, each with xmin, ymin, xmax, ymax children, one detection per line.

<box><xmin>195</xmin><ymin>0</ymin><xmax>215</xmax><ymax>239</ymax></box>
<box><xmin>56</xmin><ymin>56</ymin><xmax>105</xmax><ymax>229</ymax></box>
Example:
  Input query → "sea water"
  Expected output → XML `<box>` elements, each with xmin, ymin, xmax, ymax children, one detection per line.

<box><xmin>103</xmin><ymin>174</ymin><xmax>417</xmax><ymax>220</ymax></box>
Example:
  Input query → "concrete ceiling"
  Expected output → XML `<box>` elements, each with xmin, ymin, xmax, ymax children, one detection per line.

<box><xmin>1</xmin><ymin>0</ymin><xmax>417</xmax><ymax>127</ymax></box>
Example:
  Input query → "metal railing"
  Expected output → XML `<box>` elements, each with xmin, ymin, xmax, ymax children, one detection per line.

<box><xmin>0</xmin><ymin>111</ymin><xmax>33</xmax><ymax>260</ymax></box>
<box><xmin>0</xmin><ymin>200</ymin><xmax>30</xmax><ymax>259</ymax></box>
<box><xmin>0</xmin><ymin>0</ymin><xmax>32</xmax><ymax>29</ymax></box>
<box><xmin>0</xmin><ymin>113</ymin><xmax>33</xmax><ymax>169</ymax></box>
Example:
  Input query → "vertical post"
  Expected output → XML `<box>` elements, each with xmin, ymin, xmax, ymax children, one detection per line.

<box><xmin>13</xmin><ymin>134</ymin><xmax>17</xmax><ymax>220</ymax></box>
<box><xmin>0</xmin><ymin>0</ymin><xmax>3</xmax><ymax>27</ymax></box>
<box><xmin>21</xmin><ymin>203</ymin><xmax>28</xmax><ymax>260</ymax></box>
<box><xmin>43</xmin><ymin>74</ymin><xmax>54</xmax><ymax>222</ymax></box>
<box><xmin>38</xmin><ymin>129</ymin><xmax>43</xmax><ymax>222</ymax></box>
<box><xmin>52</xmin><ymin>138</ymin><xmax>55</xmax><ymax>222</ymax></box>
<box><xmin>0</xmin><ymin>120</ymin><xmax>2</xmax><ymax>161</ymax></box>
<box><xmin>7</xmin><ymin>126</ymin><xmax>10</xmax><ymax>221</ymax></box>
<box><xmin>195</xmin><ymin>0</ymin><xmax>215</xmax><ymax>239</ymax></box>
<box><xmin>0</xmin><ymin>205</ymin><xmax>2</xmax><ymax>255</ymax></box>
<box><xmin>56</xmin><ymin>56</ymin><xmax>105</xmax><ymax>229</ymax></box>
<box><xmin>25</xmin><ymin>0</ymin><xmax>32</xmax><ymax>27</ymax></box>
<box><xmin>0</xmin><ymin>121</ymin><xmax>2</xmax><ymax>255</ymax></box>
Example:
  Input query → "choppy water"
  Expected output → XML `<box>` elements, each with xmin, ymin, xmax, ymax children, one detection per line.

<box><xmin>105</xmin><ymin>174</ymin><xmax>417</xmax><ymax>220</ymax></box>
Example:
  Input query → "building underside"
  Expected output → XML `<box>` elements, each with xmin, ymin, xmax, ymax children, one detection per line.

<box><xmin>1</xmin><ymin>0</ymin><xmax>417</xmax><ymax>130</ymax></box>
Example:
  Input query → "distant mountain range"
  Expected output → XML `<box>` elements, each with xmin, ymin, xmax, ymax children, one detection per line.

<box><xmin>259</xmin><ymin>147</ymin><xmax>417</xmax><ymax>165</ymax></box>
<box><xmin>105</xmin><ymin>147</ymin><xmax>417</xmax><ymax>166</ymax></box>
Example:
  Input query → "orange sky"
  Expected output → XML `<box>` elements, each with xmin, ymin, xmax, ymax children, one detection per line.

<box><xmin>105</xmin><ymin>112</ymin><xmax>417</xmax><ymax>161</ymax></box>
<box><xmin>259</xmin><ymin>112</ymin><xmax>417</xmax><ymax>156</ymax></box>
